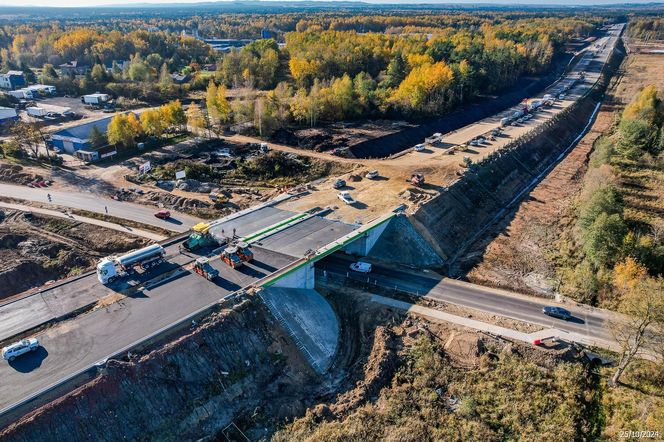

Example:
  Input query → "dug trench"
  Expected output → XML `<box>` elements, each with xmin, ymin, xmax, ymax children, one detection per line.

<box><xmin>409</xmin><ymin>40</ymin><xmax>624</xmax><ymax>277</ymax></box>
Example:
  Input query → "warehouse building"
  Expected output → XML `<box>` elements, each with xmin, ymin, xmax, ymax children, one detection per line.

<box><xmin>50</xmin><ymin>116</ymin><xmax>115</xmax><ymax>153</ymax></box>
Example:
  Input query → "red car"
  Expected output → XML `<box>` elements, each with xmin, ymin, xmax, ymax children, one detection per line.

<box><xmin>154</xmin><ymin>210</ymin><xmax>171</xmax><ymax>219</ymax></box>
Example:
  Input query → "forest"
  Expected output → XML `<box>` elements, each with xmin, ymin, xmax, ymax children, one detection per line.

<box><xmin>626</xmin><ymin>17</ymin><xmax>664</xmax><ymax>41</ymax></box>
<box><xmin>560</xmin><ymin>85</ymin><xmax>664</xmax><ymax>309</ymax></box>
<box><xmin>0</xmin><ymin>10</ymin><xmax>603</xmax><ymax>131</ymax></box>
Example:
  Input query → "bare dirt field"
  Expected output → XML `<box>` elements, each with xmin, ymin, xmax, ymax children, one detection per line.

<box><xmin>0</xmin><ymin>208</ymin><xmax>149</xmax><ymax>299</ymax></box>
<box><xmin>270</xmin><ymin>120</ymin><xmax>416</xmax><ymax>152</ymax></box>
<box><xmin>0</xmin><ymin>136</ymin><xmax>353</xmax><ymax>220</ymax></box>
<box><xmin>465</xmin><ymin>52</ymin><xmax>664</xmax><ymax>295</ymax></box>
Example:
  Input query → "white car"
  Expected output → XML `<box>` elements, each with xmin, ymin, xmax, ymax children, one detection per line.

<box><xmin>2</xmin><ymin>338</ymin><xmax>39</xmax><ymax>362</ymax></box>
<box><xmin>365</xmin><ymin>170</ymin><xmax>379</xmax><ymax>179</ymax></box>
<box><xmin>414</xmin><ymin>144</ymin><xmax>425</xmax><ymax>152</ymax></box>
<box><xmin>349</xmin><ymin>262</ymin><xmax>372</xmax><ymax>273</ymax></box>
<box><xmin>337</xmin><ymin>191</ymin><xmax>355</xmax><ymax>205</ymax></box>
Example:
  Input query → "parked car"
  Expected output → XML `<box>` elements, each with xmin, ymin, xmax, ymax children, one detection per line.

<box><xmin>2</xmin><ymin>338</ymin><xmax>39</xmax><ymax>362</ymax></box>
<box><xmin>365</xmin><ymin>170</ymin><xmax>379</xmax><ymax>179</ymax></box>
<box><xmin>154</xmin><ymin>210</ymin><xmax>171</xmax><ymax>219</ymax></box>
<box><xmin>332</xmin><ymin>179</ymin><xmax>346</xmax><ymax>189</ymax></box>
<box><xmin>542</xmin><ymin>306</ymin><xmax>572</xmax><ymax>321</ymax></box>
<box><xmin>62</xmin><ymin>110</ymin><xmax>78</xmax><ymax>119</ymax></box>
<box><xmin>349</xmin><ymin>261</ymin><xmax>372</xmax><ymax>273</ymax></box>
<box><xmin>337</xmin><ymin>191</ymin><xmax>355</xmax><ymax>205</ymax></box>
<box><xmin>414</xmin><ymin>144</ymin><xmax>425</xmax><ymax>152</ymax></box>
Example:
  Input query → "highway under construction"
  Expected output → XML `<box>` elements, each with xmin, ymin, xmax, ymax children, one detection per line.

<box><xmin>0</xmin><ymin>23</ymin><xmax>629</xmax><ymax>432</ymax></box>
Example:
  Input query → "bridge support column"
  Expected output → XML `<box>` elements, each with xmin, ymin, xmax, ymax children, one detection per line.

<box><xmin>342</xmin><ymin>218</ymin><xmax>391</xmax><ymax>257</ymax></box>
<box><xmin>272</xmin><ymin>262</ymin><xmax>315</xmax><ymax>289</ymax></box>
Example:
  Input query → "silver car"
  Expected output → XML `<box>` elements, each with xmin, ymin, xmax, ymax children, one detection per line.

<box><xmin>2</xmin><ymin>338</ymin><xmax>40</xmax><ymax>362</ymax></box>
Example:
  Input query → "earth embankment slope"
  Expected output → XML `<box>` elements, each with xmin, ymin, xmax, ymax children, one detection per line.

<box><xmin>410</xmin><ymin>42</ymin><xmax>624</xmax><ymax>270</ymax></box>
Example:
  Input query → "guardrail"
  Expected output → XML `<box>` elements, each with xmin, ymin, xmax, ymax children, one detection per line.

<box><xmin>259</xmin><ymin>211</ymin><xmax>397</xmax><ymax>288</ymax></box>
<box><xmin>0</xmin><ymin>210</ymin><xmax>397</xmax><ymax>427</ymax></box>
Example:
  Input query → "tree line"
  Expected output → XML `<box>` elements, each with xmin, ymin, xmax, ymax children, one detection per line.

<box><xmin>627</xmin><ymin>17</ymin><xmax>664</xmax><ymax>41</ymax></box>
<box><xmin>203</xmin><ymin>15</ymin><xmax>597</xmax><ymax>133</ymax></box>
<box><xmin>105</xmin><ymin>101</ymin><xmax>187</xmax><ymax>149</ymax></box>
<box><xmin>560</xmin><ymin>86</ymin><xmax>664</xmax><ymax>385</ymax></box>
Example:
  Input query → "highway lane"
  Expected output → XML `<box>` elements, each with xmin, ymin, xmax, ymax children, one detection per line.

<box><xmin>317</xmin><ymin>254</ymin><xmax>615</xmax><ymax>343</ymax></box>
<box><xmin>0</xmin><ymin>246</ymin><xmax>296</xmax><ymax>412</ymax></box>
<box><xmin>442</xmin><ymin>24</ymin><xmax>623</xmax><ymax>148</ymax></box>
<box><xmin>0</xmin><ymin>183</ymin><xmax>202</xmax><ymax>232</ymax></box>
<box><xmin>0</xmin><ymin>239</ymin><xmax>193</xmax><ymax>342</ymax></box>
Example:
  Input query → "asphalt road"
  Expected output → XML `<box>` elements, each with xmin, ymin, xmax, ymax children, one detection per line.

<box><xmin>0</xmin><ymin>239</ymin><xmax>192</xmax><ymax>342</ymax></box>
<box><xmin>0</xmin><ymin>245</ymin><xmax>297</xmax><ymax>413</ymax></box>
<box><xmin>317</xmin><ymin>254</ymin><xmax>615</xmax><ymax>343</ymax></box>
<box><xmin>0</xmin><ymin>183</ymin><xmax>201</xmax><ymax>233</ymax></box>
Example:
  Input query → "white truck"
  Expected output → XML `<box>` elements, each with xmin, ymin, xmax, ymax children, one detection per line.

<box><xmin>83</xmin><ymin>93</ymin><xmax>110</xmax><ymax>105</ymax></box>
<box><xmin>8</xmin><ymin>89</ymin><xmax>33</xmax><ymax>100</ymax></box>
<box><xmin>96</xmin><ymin>244</ymin><xmax>166</xmax><ymax>284</ymax></box>
<box><xmin>26</xmin><ymin>106</ymin><xmax>47</xmax><ymax>117</ymax></box>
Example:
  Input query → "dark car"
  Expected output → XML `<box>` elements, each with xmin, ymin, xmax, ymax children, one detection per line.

<box><xmin>542</xmin><ymin>306</ymin><xmax>572</xmax><ymax>321</ymax></box>
<box><xmin>332</xmin><ymin>179</ymin><xmax>346</xmax><ymax>189</ymax></box>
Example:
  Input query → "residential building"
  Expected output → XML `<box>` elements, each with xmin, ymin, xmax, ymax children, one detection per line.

<box><xmin>58</xmin><ymin>61</ymin><xmax>90</xmax><ymax>76</ymax></box>
<box><xmin>103</xmin><ymin>60</ymin><xmax>129</xmax><ymax>73</ymax></box>
<box><xmin>170</xmin><ymin>73</ymin><xmax>190</xmax><ymax>84</ymax></box>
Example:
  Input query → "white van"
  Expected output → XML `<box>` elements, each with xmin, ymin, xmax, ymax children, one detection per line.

<box><xmin>2</xmin><ymin>338</ymin><xmax>39</xmax><ymax>362</ymax></box>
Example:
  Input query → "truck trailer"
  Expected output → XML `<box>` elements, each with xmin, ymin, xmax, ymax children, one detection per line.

<box><xmin>83</xmin><ymin>93</ymin><xmax>111</xmax><ymax>105</ymax></box>
<box><xmin>26</xmin><ymin>107</ymin><xmax>47</xmax><ymax>117</ymax></box>
<box><xmin>96</xmin><ymin>244</ymin><xmax>166</xmax><ymax>284</ymax></box>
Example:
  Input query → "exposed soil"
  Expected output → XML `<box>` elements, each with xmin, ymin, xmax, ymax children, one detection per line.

<box><xmin>464</xmin><ymin>100</ymin><xmax>616</xmax><ymax>295</ymax></box>
<box><xmin>464</xmin><ymin>52</ymin><xmax>664</xmax><ymax>296</ymax></box>
<box><xmin>270</xmin><ymin>120</ymin><xmax>415</xmax><ymax>153</ymax></box>
<box><xmin>1</xmin><ymin>137</ymin><xmax>350</xmax><ymax>219</ymax></box>
<box><xmin>0</xmin><ymin>164</ymin><xmax>44</xmax><ymax>185</ymax></box>
<box><xmin>0</xmin><ymin>208</ymin><xmax>149</xmax><ymax>300</ymax></box>
<box><xmin>0</xmin><ymin>286</ymin><xmax>406</xmax><ymax>440</ymax></box>
<box><xmin>0</xmin><ymin>263</ymin><xmax>587</xmax><ymax>441</ymax></box>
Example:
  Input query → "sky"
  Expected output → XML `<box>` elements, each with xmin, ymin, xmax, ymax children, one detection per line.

<box><xmin>0</xmin><ymin>0</ymin><xmax>658</xmax><ymax>6</ymax></box>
